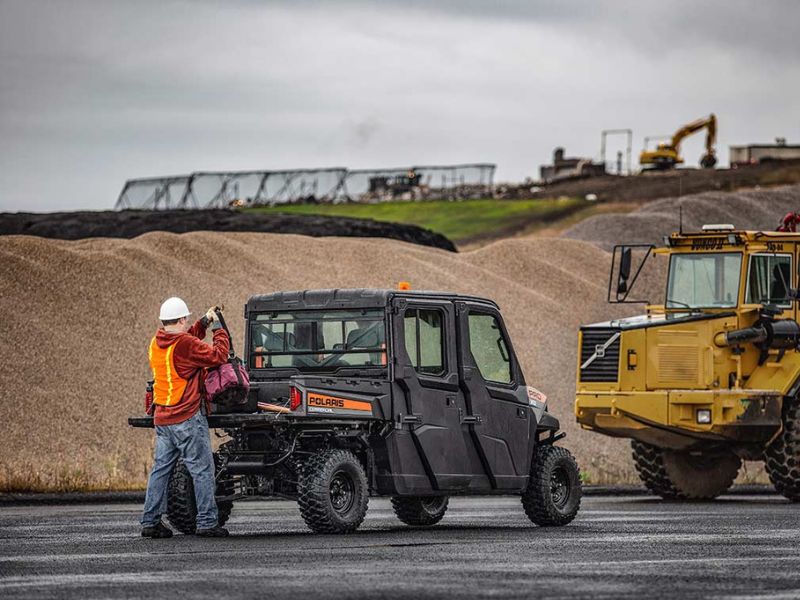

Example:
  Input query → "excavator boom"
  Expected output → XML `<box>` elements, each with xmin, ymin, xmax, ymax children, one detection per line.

<box><xmin>640</xmin><ymin>113</ymin><xmax>717</xmax><ymax>170</ymax></box>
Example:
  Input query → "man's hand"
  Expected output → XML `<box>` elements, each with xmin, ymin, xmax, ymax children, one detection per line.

<box><xmin>201</xmin><ymin>306</ymin><xmax>221</xmax><ymax>328</ymax></box>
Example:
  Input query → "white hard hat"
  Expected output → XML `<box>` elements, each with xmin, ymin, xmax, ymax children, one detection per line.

<box><xmin>159</xmin><ymin>297</ymin><xmax>191</xmax><ymax>321</ymax></box>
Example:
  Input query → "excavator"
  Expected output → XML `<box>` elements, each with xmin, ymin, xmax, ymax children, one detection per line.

<box><xmin>639</xmin><ymin>113</ymin><xmax>717</xmax><ymax>170</ymax></box>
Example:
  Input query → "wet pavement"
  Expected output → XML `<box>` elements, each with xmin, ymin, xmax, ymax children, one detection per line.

<box><xmin>1</xmin><ymin>495</ymin><xmax>798</xmax><ymax>599</ymax></box>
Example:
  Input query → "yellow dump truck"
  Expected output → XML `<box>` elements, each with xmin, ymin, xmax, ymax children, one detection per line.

<box><xmin>576</xmin><ymin>224</ymin><xmax>800</xmax><ymax>500</ymax></box>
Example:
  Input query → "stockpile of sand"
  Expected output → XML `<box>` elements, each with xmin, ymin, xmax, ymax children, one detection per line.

<box><xmin>0</xmin><ymin>232</ymin><xmax>636</xmax><ymax>490</ymax></box>
<box><xmin>4</xmin><ymin>184</ymin><xmax>796</xmax><ymax>492</ymax></box>
<box><xmin>564</xmin><ymin>184</ymin><xmax>800</xmax><ymax>248</ymax></box>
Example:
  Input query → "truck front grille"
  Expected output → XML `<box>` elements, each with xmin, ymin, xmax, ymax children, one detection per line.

<box><xmin>580</xmin><ymin>328</ymin><xmax>621</xmax><ymax>383</ymax></box>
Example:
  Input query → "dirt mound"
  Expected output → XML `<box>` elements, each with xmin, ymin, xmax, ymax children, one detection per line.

<box><xmin>563</xmin><ymin>184</ymin><xmax>800</xmax><ymax>248</ymax></box>
<box><xmin>0</xmin><ymin>209</ymin><xmax>456</xmax><ymax>252</ymax></box>
<box><xmin>0</xmin><ymin>232</ymin><xmax>638</xmax><ymax>491</ymax></box>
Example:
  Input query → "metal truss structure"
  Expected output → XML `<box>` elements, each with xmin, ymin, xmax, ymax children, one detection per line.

<box><xmin>115</xmin><ymin>164</ymin><xmax>495</xmax><ymax>209</ymax></box>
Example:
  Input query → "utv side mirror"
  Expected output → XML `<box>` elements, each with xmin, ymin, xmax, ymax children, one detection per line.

<box><xmin>617</xmin><ymin>247</ymin><xmax>632</xmax><ymax>294</ymax></box>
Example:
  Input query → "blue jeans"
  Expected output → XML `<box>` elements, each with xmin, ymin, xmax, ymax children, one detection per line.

<box><xmin>140</xmin><ymin>411</ymin><xmax>219</xmax><ymax>530</ymax></box>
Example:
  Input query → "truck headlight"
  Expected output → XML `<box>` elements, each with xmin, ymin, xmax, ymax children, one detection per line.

<box><xmin>696</xmin><ymin>409</ymin><xmax>712</xmax><ymax>424</ymax></box>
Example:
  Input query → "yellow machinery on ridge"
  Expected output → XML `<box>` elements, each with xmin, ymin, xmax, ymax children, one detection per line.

<box><xmin>639</xmin><ymin>114</ymin><xmax>717</xmax><ymax>170</ymax></box>
<box><xmin>575</xmin><ymin>223</ymin><xmax>800</xmax><ymax>500</ymax></box>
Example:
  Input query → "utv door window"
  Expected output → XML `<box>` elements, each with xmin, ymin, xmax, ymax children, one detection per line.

<box><xmin>404</xmin><ymin>308</ymin><xmax>445</xmax><ymax>376</ymax></box>
<box><xmin>468</xmin><ymin>313</ymin><xmax>512</xmax><ymax>384</ymax></box>
<box><xmin>745</xmin><ymin>254</ymin><xmax>792</xmax><ymax>307</ymax></box>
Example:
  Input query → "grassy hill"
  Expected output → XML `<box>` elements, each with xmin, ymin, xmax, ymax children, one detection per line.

<box><xmin>246</xmin><ymin>197</ymin><xmax>586</xmax><ymax>245</ymax></box>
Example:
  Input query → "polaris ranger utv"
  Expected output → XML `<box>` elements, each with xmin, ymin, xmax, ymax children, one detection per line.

<box><xmin>130</xmin><ymin>289</ymin><xmax>581</xmax><ymax>534</ymax></box>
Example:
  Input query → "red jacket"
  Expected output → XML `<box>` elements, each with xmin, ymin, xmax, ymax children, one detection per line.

<box><xmin>151</xmin><ymin>319</ymin><xmax>230</xmax><ymax>426</ymax></box>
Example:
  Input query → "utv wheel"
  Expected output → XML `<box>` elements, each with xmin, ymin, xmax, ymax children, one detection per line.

<box><xmin>391</xmin><ymin>495</ymin><xmax>449</xmax><ymax>527</ymax></box>
<box><xmin>166</xmin><ymin>454</ymin><xmax>234</xmax><ymax>535</ymax></box>
<box><xmin>764</xmin><ymin>398</ymin><xmax>800</xmax><ymax>501</ymax></box>
<box><xmin>298</xmin><ymin>449</ymin><xmax>369</xmax><ymax>534</ymax></box>
<box><xmin>522</xmin><ymin>445</ymin><xmax>581</xmax><ymax>526</ymax></box>
<box><xmin>631</xmin><ymin>441</ymin><xmax>741</xmax><ymax>500</ymax></box>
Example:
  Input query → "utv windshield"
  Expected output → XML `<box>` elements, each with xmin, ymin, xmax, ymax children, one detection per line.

<box><xmin>249</xmin><ymin>309</ymin><xmax>386</xmax><ymax>372</ymax></box>
<box><xmin>666</xmin><ymin>252</ymin><xmax>742</xmax><ymax>309</ymax></box>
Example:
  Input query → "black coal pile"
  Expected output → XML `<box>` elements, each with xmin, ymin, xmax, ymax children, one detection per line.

<box><xmin>0</xmin><ymin>209</ymin><xmax>456</xmax><ymax>252</ymax></box>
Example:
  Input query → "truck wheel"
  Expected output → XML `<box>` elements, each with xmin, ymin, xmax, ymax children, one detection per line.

<box><xmin>764</xmin><ymin>398</ymin><xmax>800</xmax><ymax>501</ymax></box>
<box><xmin>298</xmin><ymin>449</ymin><xmax>369</xmax><ymax>534</ymax></box>
<box><xmin>631</xmin><ymin>441</ymin><xmax>740</xmax><ymax>500</ymax></box>
<box><xmin>521</xmin><ymin>445</ymin><xmax>581</xmax><ymax>526</ymax></box>
<box><xmin>391</xmin><ymin>496</ymin><xmax>449</xmax><ymax>527</ymax></box>
<box><xmin>166</xmin><ymin>455</ymin><xmax>234</xmax><ymax>535</ymax></box>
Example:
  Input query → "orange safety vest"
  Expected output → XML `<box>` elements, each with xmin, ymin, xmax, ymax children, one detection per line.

<box><xmin>148</xmin><ymin>337</ymin><xmax>189</xmax><ymax>407</ymax></box>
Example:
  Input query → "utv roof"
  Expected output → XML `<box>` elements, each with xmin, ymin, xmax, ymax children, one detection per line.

<box><xmin>246</xmin><ymin>288</ymin><xmax>499</xmax><ymax>313</ymax></box>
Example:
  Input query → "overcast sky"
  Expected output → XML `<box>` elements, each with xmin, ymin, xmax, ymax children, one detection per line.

<box><xmin>1</xmin><ymin>0</ymin><xmax>798</xmax><ymax>212</ymax></box>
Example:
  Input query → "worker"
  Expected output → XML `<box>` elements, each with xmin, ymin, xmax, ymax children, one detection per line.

<box><xmin>140</xmin><ymin>297</ymin><xmax>231</xmax><ymax>538</ymax></box>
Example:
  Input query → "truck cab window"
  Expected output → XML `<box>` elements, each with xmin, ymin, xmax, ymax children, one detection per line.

<box><xmin>468</xmin><ymin>313</ymin><xmax>512</xmax><ymax>384</ymax></box>
<box><xmin>666</xmin><ymin>252</ymin><xmax>742</xmax><ymax>309</ymax></box>
<box><xmin>404</xmin><ymin>308</ymin><xmax>445</xmax><ymax>376</ymax></box>
<box><xmin>746</xmin><ymin>254</ymin><xmax>792</xmax><ymax>306</ymax></box>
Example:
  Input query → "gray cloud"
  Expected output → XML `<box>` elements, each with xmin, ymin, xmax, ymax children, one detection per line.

<box><xmin>0</xmin><ymin>0</ymin><xmax>798</xmax><ymax>211</ymax></box>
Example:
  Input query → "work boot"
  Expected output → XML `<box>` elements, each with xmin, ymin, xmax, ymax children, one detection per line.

<box><xmin>141</xmin><ymin>521</ymin><xmax>173</xmax><ymax>539</ymax></box>
<box><xmin>196</xmin><ymin>525</ymin><xmax>229</xmax><ymax>537</ymax></box>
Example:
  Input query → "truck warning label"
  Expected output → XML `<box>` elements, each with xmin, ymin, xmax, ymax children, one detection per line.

<box><xmin>307</xmin><ymin>392</ymin><xmax>372</xmax><ymax>413</ymax></box>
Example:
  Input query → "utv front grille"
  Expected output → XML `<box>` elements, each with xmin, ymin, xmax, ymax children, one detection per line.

<box><xmin>580</xmin><ymin>328</ymin><xmax>621</xmax><ymax>382</ymax></box>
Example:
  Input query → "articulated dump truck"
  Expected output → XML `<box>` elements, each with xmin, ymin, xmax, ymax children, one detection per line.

<box><xmin>576</xmin><ymin>224</ymin><xmax>800</xmax><ymax>500</ymax></box>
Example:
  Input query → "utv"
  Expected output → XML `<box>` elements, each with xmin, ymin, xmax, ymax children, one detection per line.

<box><xmin>130</xmin><ymin>289</ymin><xmax>581</xmax><ymax>534</ymax></box>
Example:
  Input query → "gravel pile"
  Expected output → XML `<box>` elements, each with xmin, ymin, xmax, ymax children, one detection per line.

<box><xmin>4</xmin><ymin>184</ymin><xmax>795</xmax><ymax>491</ymax></box>
<box><xmin>564</xmin><ymin>184</ymin><xmax>800</xmax><ymax>249</ymax></box>
<box><xmin>0</xmin><ymin>232</ymin><xmax>636</xmax><ymax>490</ymax></box>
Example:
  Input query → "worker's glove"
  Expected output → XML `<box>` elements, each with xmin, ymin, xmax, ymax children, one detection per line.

<box><xmin>211</xmin><ymin>318</ymin><xmax>224</xmax><ymax>331</ymax></box>
<box><xmin>200</xmin><ymin>307</ymin><xmax>217</xmax><ymax>328</ymax></box>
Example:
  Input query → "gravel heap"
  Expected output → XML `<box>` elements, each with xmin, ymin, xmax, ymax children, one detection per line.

<box><xmin>0</xmin><ymin>232</ymin><xmax>635</xmax><ymax>490</ymax></box>
<box><xmin>563</xmin><ymin>184</ymin><xmax>800</xmax><ymax>249</ymax></box>
<box><xmin>4</xmin><ymin>184</ymin><xmax>796</xmax><ymax>491</ymax></box>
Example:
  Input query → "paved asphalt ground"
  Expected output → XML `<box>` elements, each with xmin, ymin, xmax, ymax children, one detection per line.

<box><xmin>1</xmin><ymin>495</ymin><xmax>798</xmax><ymax>599</ymax></box>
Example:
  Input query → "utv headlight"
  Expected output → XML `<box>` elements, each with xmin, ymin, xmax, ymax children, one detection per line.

<box><xmin>696</xmin><ymin>409</ymin><xmax>712</xmax><ymax>424</ymax></box>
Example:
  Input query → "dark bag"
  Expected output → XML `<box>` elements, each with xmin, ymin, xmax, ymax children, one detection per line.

<box><xmin>204</xmin><ymin>310</ymin><xmax>250</xmax><ymax>407</ymax></box>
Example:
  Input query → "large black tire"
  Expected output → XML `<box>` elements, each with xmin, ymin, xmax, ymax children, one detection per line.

<box><xmin>166</xmin><ymin>455</ymin><xmax>233</xmax><ymax>535</ymax></box>
<box><xmin>297</xmin><ymin>449</ymin><xmax>369</xmax><ymax>534</ymax></box>
<box><xmin>391</xmin><ymin>496</ymin><xmax>449</xmax><ymax>527</ymax></box>
<box><xmin>764</xmin><ymin>398</ymin><xmax>800</xmax><ymax>501</ymax></box>
<box><xmin>631</xmin><ymin>440</ymin><xmax>741</xmax><ymax>500</ymax></box>
<box><xmin>521</xmin><ymin>445</ymin><xmax>581</xmax><ymax>526</ymax></box>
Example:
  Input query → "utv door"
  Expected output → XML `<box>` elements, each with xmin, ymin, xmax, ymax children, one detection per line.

<box><xmin>391</xmin><ymin>298</ymin><xmax>472</xmax><ymax>491</ymax></box>
<box><xmin>456</xmin><ymin>302</ymin><xmax>531</xmax><ymax>490</ymax></box>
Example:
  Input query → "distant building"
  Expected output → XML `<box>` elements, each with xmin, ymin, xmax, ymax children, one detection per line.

<box><xmin>539</xmin><ymin>147</ymin><xmax>606</xmax><ymax>183</ymax></box>
<box><xmin>730</xmin><ymin>139</ymin><xmax>800</xmax><ymax>166</ymax></box>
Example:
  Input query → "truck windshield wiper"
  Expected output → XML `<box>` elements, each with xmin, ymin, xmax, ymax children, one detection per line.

<box><xmin>665</xmin><ymin>298</ymin><xmax>693</xmax><ymax>310</ymax></box>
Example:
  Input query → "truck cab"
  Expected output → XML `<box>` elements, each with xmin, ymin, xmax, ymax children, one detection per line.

<box><xmin>575</xmin><ymin>226</ymin><xmax>800</xmax><ymax>500</ymax></box>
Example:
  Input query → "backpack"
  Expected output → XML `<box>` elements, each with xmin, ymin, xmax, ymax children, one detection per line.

<box><xmin>204</xmin><ymin>310</ymin><xmax>250</xmax><ymax>407</ymax></box>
